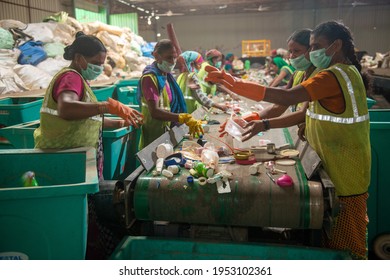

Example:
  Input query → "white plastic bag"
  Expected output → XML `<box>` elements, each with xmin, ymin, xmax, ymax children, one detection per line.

<box><xmin>13</xmin><ymin>64</ymin><xmax>52</xmax><ymax>90</ymax></box>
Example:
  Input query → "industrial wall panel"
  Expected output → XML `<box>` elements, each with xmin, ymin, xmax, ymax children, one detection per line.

<box><xmin>154</xmin><ymin>5</ymin><xmax>390</xmax><ymax>57</ymax></box>
<box><xmin>109</xmin><ymin>13</ymin><xmax>138</xmax><ymax>34</ymax></box>
<box><xmin>75</xmin><ymin>7</ymin><xmax>107</xmax><ymax>23</ymax></box>
<box><xmin>0</xmin><ymin>2</ymin><xmax>29</xmax><ymax>22</ymax></box>
<box><xmin>29</xmin><ymin>9</ymin><xmax>54</xmax><ymax>23</ymax></box>
<box><xmin>29</xmin><ymin>0</ymin><xmax>62</xmax><ymax>11</ymax></box>
<box><xmin>1</xmin><ymin>0</ymin><xmax>27</xmax><ymax>5</ymax></box>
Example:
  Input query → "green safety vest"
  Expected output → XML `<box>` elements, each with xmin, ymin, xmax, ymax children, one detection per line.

<box><xmin>177</xmin><ymin>72</ymin><xmax>201</xmax><ymax>114</ymax></box>
<box><xmin>305</xmin><ymin>63</ymin><xmax>371</xmax><ymax>196</ymax></box>
<box><xmin>197</xmin><ymin>62</ymin><xmax>217</xmax><ymax>96</ymax></box>
<box><xmin>34</xmin><ymin>67</ymin><xmax>102</xmax><ymax>149</ymax></box>
<box><xmin>138</xmin><ymin>73</ymin><xmax>171</xmax><ymax>150</ymax></box>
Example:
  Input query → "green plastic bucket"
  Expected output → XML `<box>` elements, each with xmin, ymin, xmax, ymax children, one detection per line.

<box><xmin>0</xmin><ymin>148</ymin><xmax>99</xmax><ymax>260</ymax></box>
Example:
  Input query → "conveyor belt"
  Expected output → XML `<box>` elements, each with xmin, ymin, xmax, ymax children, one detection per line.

<box><xmin>132</xmin><ymin>104</ymin><xmax>324</xmax><ymax>229</ymax></box>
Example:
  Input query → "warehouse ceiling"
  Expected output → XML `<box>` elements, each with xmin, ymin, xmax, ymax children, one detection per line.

<box><xmin>108</xmin><ymin>0</ymin><xmax>390</xmax><ymax>16</ymax></box>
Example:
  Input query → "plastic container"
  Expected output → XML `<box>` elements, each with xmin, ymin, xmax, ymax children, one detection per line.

<box><xmin>367</xmin><ymin>109</ymin><xmax>390</xmax><ymax>253</ymax></box>
<box><xmin>116</xmin><ymin>86</ymin><xmax>138</xmax><ymax>105</ymax></box>
<box><xmin>0</xmin><ymin>97</ymin><xmax>43</xmax><ymax>127</ymax></box>
<box><xmin>224</xmin><ymin>118</ymin><xmax>247</xmax><ymax>141</ymax></box>
<box><xmin>0</xmin><ymin>120</ymin><xmax>38</xmax><ymax>149</ymax></box>
<box><xmin>0</xmin><ymin>119</ymin><xmax>141</xmax><ymax>181</ymax></box>
<box><xmin>91</xmin><ymin>85</ymin><xmax>116</xmax><ymax>101</ymax></box>
<box><xmin>102</xmin><ymin>124</ymin><xmax>140</xmax><ymax>180</ymax></box>
<box><xmin>0</xmin><ymin>148</ymin><xmax>99</xmax><ymax>260</ymax></box>
<box><xmin>110</xmin><ymin>236</ymin><xmax>351</xmax><ymax>260</ymax></box>
<box><xmin>366</xmin><ymin>97</ymin><xmax>376</xmax><ymax>109</ymax></box>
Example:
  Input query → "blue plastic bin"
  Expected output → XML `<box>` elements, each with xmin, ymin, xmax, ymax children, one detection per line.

<box><xmin>0</xmin><ymin>148</ymin><xmax>99</xmax><ymax>260</ymax></box>
<box><xmin>0</xmin><ymin>97</ymin><xmax>43</xmax><ymax>127</ymax></box>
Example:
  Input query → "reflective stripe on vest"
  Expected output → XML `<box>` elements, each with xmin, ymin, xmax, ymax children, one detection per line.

<box><xmin>306</xmin><ymin>66</ymin><xmax>369</xmax><ymax>124</ymax></box>
<box><xmin>40</xmin><ymin>106</ymin><xmax>102</xmax><ymax>122</ymax></box>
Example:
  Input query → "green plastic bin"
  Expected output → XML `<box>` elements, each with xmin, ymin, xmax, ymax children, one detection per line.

<box><xmin>92</xmin><ymin>85</ymin><xmax>116</xmax><ymax>101</ymax></box>
<box><xmin>0</xmin><ymin>97</ymin><xmax>43</xmax><ymax>127</ymax></box>
<box><xmin>116</xmin><ymin>86</ymin><xmax>138</xmax><ymax>105</ymax></box>
<box><xmin>114</xmin><ymin>78</ymin><xmax>139</xmax><ymax>88</ymax></box>
<box><xmin>0</xmin><ymin>118</ymin><xmax>141</xmax><ymax>180</ymax></box>
<box><xmin>0</xmin><ymin>148</ymin><xmax>99</xmax><ymax>260</ymax></box>
<box><xmin>366</xmin><ymin>97</ymin><xmax>376</xmax><ymax>109</ymax></box>
<box><xmin>110</xmin><ymin>236</ymin><xmax>351</xmax><ymax>260</ymax></box>
<box><xmin>367</xmin><ymin>109</ymin><xmax>390</xmax><ymax>257</ymax></box>
<box><xmin>103</xmin><ymin>123</ymin><xmax>141</xmax><ymax>180</ymax></box>
<box><xmin>0</xmin><ymin>120</ymin><xmax>38</xmax><ymax>149</ymax></box>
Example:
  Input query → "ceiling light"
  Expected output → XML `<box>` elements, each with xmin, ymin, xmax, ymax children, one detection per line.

<box><xmin>155</xmin><ymin>16</ymin><xmax>160</xmax><ymax>19</ymax></box>
<box><xmin>190</xmin><ymin>8</ymin><xmax>197</xmax><ymax>12</ymax></box>
<box><xmin>137</xmin><ymin>7</ymin><xmax>145</xmax><ymax>11</ymax></box>
<box><xmin>218</xmin><ymin>5</ymin><xmax>227</xmax><ymax>9</ymax></box>
<box><xmin>157</xmin><ymin>33</ymin><xmax>161</xmax><ymax>37</ymax></box>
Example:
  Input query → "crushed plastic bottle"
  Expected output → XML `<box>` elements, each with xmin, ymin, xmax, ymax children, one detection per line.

<box><xmin>21</xmin><ymin>171</ymin><xmax>39</xmax><ymax>187</ymax></box>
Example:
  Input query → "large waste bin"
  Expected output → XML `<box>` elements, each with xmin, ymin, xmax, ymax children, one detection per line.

<box><xmin>0</xmin><ymin>148</ymin><xmax>99</xmax><ymax>260</ymax></box>
<box><xmin>367</xmin><ymin>109</ymin><xmax>390</xmax><ymax>259</ymax></box>
<box><xmin>110</xmin><ymin>236</ymin><xmax>351</xmax><ymax>260</ymax></box>
<box><xmin>0</xmin><ymin>97</ymin><xmax>42</xmax><ymax>127</ymax></box>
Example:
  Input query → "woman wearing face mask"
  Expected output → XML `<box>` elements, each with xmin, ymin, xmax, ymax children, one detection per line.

<box><xmin>268</xmin><ymin>56</ymin><xmax>295</xmax><ymax>87</ymax></box>
<box><xmin>137</xmin><ymin>39</ymin><xmax>203</xmax><ymax>149</ymax></box>
<box><xmin>34</xmin><ymin>31</ymin><xmax>144</xmax><ymax>259</ymax></box>
<box><xmin>206</xmin><ymin>21</ymin><xmax>371</xmax><ymax>259</ymax></box>
<box><xmin>176</xmin><ymin>50</ymin><xmax>228</xmax><ymax>113</ymax></box>
<box><xmin>195</xmin><ymin>49</ymin><xmax>222</xmax><ymax>97</ymax></box>
<box><xmin>34</xmin><ymin>31</ymin><xmax>143</xmax><ymax>174</ymax></box>
<box><xmin>218</xmin><ymin>29</ymin><xmax>316</xmax><ymax>139</ymax></box>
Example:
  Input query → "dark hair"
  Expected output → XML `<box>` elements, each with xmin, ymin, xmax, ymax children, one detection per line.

<box><xmin>311</xmin><ymin>21</ymin><xmax>372</xmax><ymax>93</ymax></box>
<box><xmin>287</xmin><ymin>29</ymin><xmax>312</xmax><ymax>48</ymax></box>
<box><xmin>153</xmin><ymin>39</ymin><xmax>174</xmax><ymax>55</ymax></box>
<box><xmin>311</xmin><ymin>21</ymin><xmax>361</xmax><ymax>72</ymax></box>
<box><xmin>63</xmin><ymin>31</ymin><xmax>106</xmax><ymax>60</ymax></box>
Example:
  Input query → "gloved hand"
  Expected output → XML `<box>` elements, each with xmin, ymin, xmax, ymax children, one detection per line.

<box><xmin>205</xmin><ymin>65</ymin><xmax>266</xmax><ymax>101</ymax></box>
<box><xmin>218</xmin><ymin>112</ymin><xmax>261</xmax><ymax>138</ymax></box>
<box><xmin>107</xmin><ymin>98</ymin><xmax>144</xmax><ymax>128</ymax></box>
<box><xmin>179</xmin><ymin>113</ymin><xmax>204</xmax><ymax>137</ymax></box>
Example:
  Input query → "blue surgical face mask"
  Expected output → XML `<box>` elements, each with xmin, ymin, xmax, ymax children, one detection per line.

<box><xmin>215</xmin><ymin>61</ymin><xmax>222</xmax><ymax>69</ymax></box>
<box><xmin>81</xmin><ymin>56</ymin><xmax>103</xmax><ymax>80</ymax></box>
<box><xmin>309</xmin><ymin>42</ymin><xmax>335</xmax><ymax>69</ymax></box>
<box><xmin>157</xmin><ymin>59</ymin><xmax>176</xmax><ymax>73</ymax></box>
<box><xmin>290</xmin><ymin>53</ymin><xmax>312</xmax><ymax>71</ymax></box>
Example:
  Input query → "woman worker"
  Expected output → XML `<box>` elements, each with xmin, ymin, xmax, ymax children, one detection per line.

<box><xmin>34</xmin><ymin>31</ymin><xmax>143</xmax><ymax>258</ymax></box>
<box><xmin>136</xmin><ymin>39</ymin><xmax>203</xmax><ymax>149</ymax></box>
<box><xmin>268</xmin><ymin>56</ymin><xmax>295</xmax><ymax>87</ymax></box>
<box><xmin>219</xmin><ymin>29</ymin><xmax>316</xmax><ymax>137</ymax></box>
<box><xmin>258</xmin><ymin>29</ymin><xmax>317</xmax><ymax>137</ymax></box>
<box><xmin>176</xmin><ymin>50</ymin><xmax>228</xmax><ymax>113</ymax></box>
<box><xmin>206</xmin><ymin>21</ymin><xmax>371</xmax><ymax>260</ymax></box>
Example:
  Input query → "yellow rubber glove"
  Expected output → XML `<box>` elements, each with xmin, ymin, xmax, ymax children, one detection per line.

<box><xmin>205</xmin><ymin>65</ymin><xmax>266</xmax><ymax>102</ymax></box>
<box><xmin>179</xmin><ymin>113</ymin><xmax>204</xmax><ymax>137</ymax></box>
<box><xmin>107</xmin><ymin>98</ymin><xmax>144</xmax><ymax>128</ymax></box>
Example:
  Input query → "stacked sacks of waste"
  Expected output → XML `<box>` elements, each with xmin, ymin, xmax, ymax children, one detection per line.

<box><xmin>0</xmin><ymin>12</ymin><xmax>153</xmax><ymax>95</ymax></box>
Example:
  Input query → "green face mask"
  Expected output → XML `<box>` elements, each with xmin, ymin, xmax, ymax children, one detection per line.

<box><xmin>81</xmin><ymin>56</ymin><xmax>103</xmax><ymax>80</ymax></box>
<box><xmin>215</xmin><ymin>61</ymin><xmax>222</xmax><ymax>69</ymax></box>
<box><xmin>309</xmin><ymin>42</ymin><xmax>335</xmax><ymax>69</ymax></box>
<box><xmin>290</xmin><ymin>53</ymin><xmax>312</xmax><ymax>71</ymax></box>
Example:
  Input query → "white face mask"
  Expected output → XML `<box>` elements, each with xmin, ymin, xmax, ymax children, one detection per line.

<box><xmin>157</xmin><ymin>59</ymin><xmax>176</xmax><ymax>73</ymax></box>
